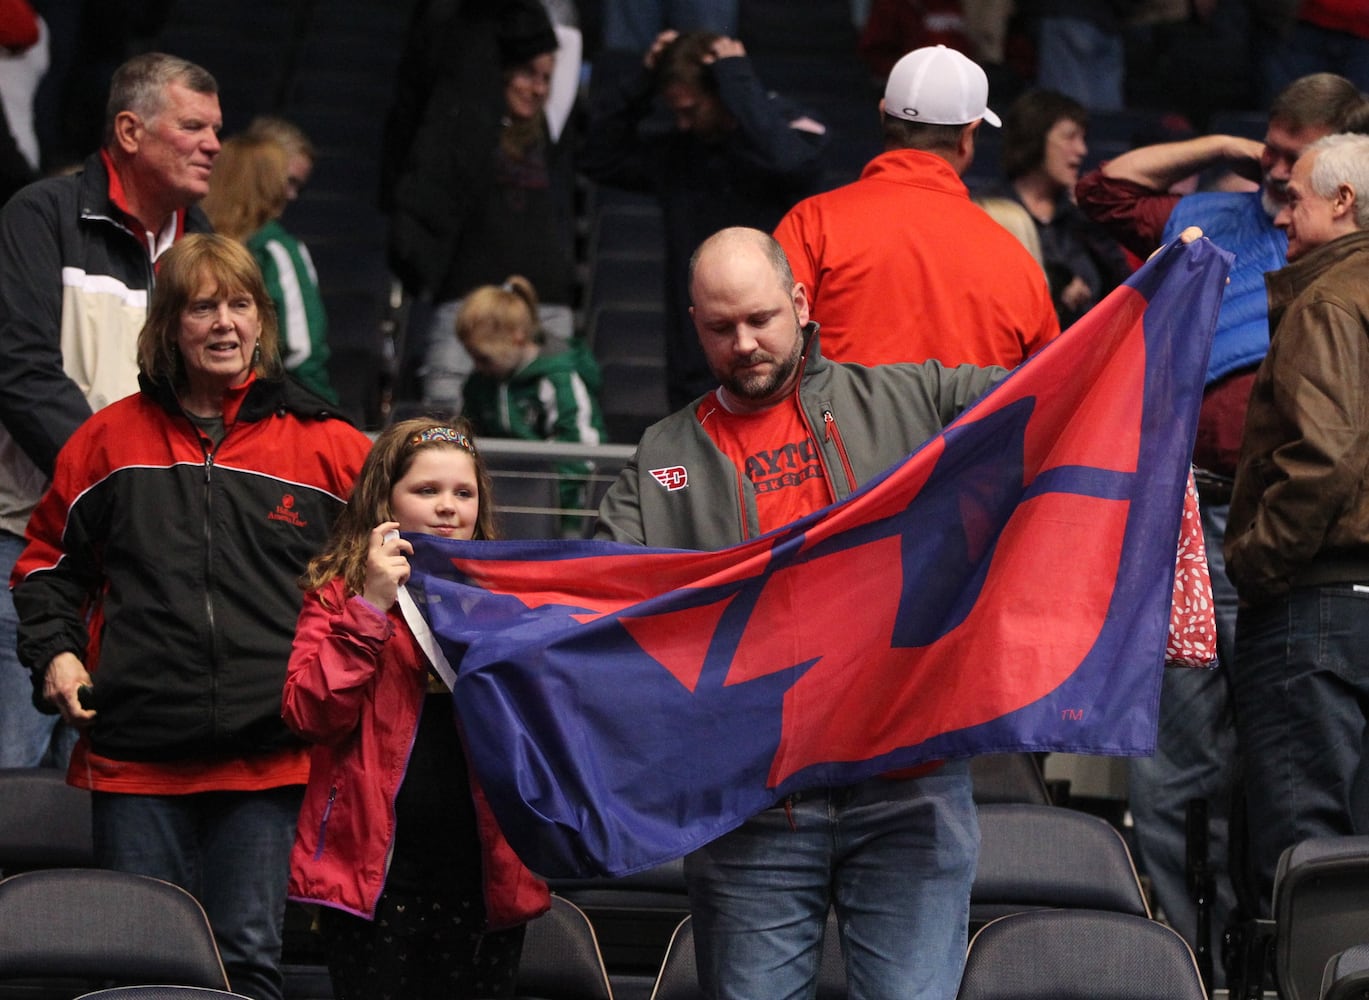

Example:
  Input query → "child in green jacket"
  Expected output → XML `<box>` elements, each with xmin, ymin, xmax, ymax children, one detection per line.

<box><xmin>457</xmin><ymin>276</ymin><xmax>606</xmax><ymax>535</ymax></box>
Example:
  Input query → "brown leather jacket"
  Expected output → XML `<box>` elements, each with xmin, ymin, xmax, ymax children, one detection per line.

<box><xmin>1225</xmin><ymin>229</ymin><xmax>1369</xmax><ymax>606</ymax></box>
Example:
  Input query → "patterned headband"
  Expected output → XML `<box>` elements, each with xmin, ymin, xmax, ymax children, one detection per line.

<box><xmin>410</xmin><ymin>426</ymin><xmax>476</xmax><ymax>453</ymax></box>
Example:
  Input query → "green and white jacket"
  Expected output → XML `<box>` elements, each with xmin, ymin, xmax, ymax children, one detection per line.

<box><xmin>249</xmin><ymin>219</ymin><xmax>336</xmax><ymax>404</ymax></box>
<box><xmin>462</xmin><ymin>339</ymin><xmax>606</xmax><ymax>528</ymax></box>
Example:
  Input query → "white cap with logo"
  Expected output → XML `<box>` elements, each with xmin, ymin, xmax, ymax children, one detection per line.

<box><xmin>883</xmin><ymin>44</ymin><xmax>1001</xmax><ymax>128</ymax></box>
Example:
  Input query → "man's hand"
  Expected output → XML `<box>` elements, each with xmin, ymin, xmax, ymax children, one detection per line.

<box><xmin>1147</xmin><ymin>226</ymin><xmax>1208</xmax><ymax>264</ymax></box>
<box><xmin>1225</xmin><ymin>136</ymin><xmax>1266</xmax><ymax>185</ymax></box>
<box><xmin>44</xmin><ymin>651</ymin><xmax>95</xmax><ymax>727</ymax></box>
<box><xmin>644</xmin><ymin>30</ymin><xmax>679</xmax><ymax>70</ymax></box>
<box><xmin>702</xmin><ymin>36</ymin><xmax>746</xmax><ymax>62</ymax></box>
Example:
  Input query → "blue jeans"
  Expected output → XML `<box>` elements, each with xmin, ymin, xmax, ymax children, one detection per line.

<box><xmin>0</xmin><ymin>530</ymin><xmax>77</xmax><ymax>768</ymax></box>
<box><xmin>92</xmin><ymin>786</ymin><xmax>305</xmax><ymax>1000</ymax></box>
<box><xmin>685</xmin><ymin>763</ymin><xmax>979</xmax><ymax>1000</ymax></box>
<box><xmin>1035</xmin><ymin>17</ymin><xmax>1124</xmax><ymax>111</ymax></box>
<box><xmin>1127</xmin><ymin>502</ymin><xmax>1238</xmax><ymax>979</ymax></box>
<box><xmin>1231</xmin><ymin>584</ymin><xmax>1369</xmax><ymax>913</ymax></box>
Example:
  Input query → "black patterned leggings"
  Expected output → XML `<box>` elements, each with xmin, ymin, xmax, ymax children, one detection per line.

<box><xmin>318</xmin><ymin>888</ymin><xmax>526</xmax><ymax>1000</ymax></box>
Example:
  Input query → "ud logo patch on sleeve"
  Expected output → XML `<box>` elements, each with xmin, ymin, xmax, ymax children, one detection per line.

<box><xmin>649</xmin><ymin>466</ymin><xmax>688</xmax><ymax>492</ymax></box>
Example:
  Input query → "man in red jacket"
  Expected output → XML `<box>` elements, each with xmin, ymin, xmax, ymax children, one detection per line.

<box><xmin>774</xmin><ymin>44</ymin><xmax>1058</xmax><ymax>372</ymax></box>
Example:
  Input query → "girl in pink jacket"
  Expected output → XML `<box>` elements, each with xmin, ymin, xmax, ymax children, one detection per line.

<box><xmin>282</xmin><ymin>417</ymin><xmax>548</xmax><ymax>1000</ymax></box>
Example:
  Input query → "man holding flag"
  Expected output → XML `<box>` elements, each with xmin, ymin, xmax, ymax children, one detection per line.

<box><xmin>594</xmin><ymin>226</ymin><xmax>1001</xmax><ymax>1000</ymax></box>
<box><xmin>399</xmin><ymin>223</ymin><xmax>1228</xmax><ymax>999</ymax></box>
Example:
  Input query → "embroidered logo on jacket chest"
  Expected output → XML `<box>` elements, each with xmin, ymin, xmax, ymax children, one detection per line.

<box><xmin>649</xmin><ymin>466</ymin><xmax>688</xmax><ymax>492</ymax></box>
<box><xmin>268</xmin><ymin>492</ymin><xmax>308</xmax><ymax>528</ymax></box>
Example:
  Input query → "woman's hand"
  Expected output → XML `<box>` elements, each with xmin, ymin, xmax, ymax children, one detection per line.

<box><xmin>1060</xmin><ymin>274</ymin><xmax>1094</xmax><ymax>313</ymax></box>
<box><xmin>362</xmin><ymin>521</ymin><xmax>413</xmax><ymax>610</ymax></box>
<box><xmin>44</xmin><ymin>651</ymin><xmax>95</xmax><ymax>727</ymax></box>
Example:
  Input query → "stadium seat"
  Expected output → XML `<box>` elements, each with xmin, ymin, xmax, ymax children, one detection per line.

<box><xmin>1320</xmin><ymin>943</ymin><xmax>1369</xmax><ymax>1000</ymax></box>
<box><xmin>0</xmin><ymin>868</ymin><xmax>229</xmax><ymax>995</ymax></box>
<box><xmin>549</xmin><ymin>858</ymin><xmax>690</xmax><ymax>976</ymax></box>
<box><xmin>0</xmin><ymin>767</ymin><xmax>93</xmax><ymax>876</ymax></box>
<box><xmin>969</xmin><ymin>754</ymin><xmax>1051</xmax><ymax>805</ymax></box>
<box><xmin>957</xmin><ymin>909</ymin><xmax>1207</xmax><ymax>1000</ymax></box>
<box><xmin>1275</xmin><ymin>836</ymin><xmax>1369</xmax><ymax>1000</ymax></box>
<box><xmin>971</xmin><ymin>803</ymin><xmax>1149</xmax><ymax>931</ymax></box>
<box><xmin>514</xmin><ymin>895</ymin><xmax>614</xmax><ymax>1000</ymax></box>
<box><xmin>74</xmin><ymin>989</ymin><xmax>253</xmax><ymax>1000</ymax></box>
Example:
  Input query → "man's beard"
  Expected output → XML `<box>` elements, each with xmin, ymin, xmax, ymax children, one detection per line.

<box><xmin>1262</xmin><ymin>177</ymin><xmax>1284</xmax><ymax>220</ymax></box>
<box><xmin>718</xmin><ymin>334</ymin><xmax>802</xmax><ymax>403</ymax></box>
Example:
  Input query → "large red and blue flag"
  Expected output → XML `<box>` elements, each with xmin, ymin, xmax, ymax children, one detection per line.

<box><xmin>402</xmin><ymin>236</ymin><xmax>1232</xmax><ymax>877</ymax></box>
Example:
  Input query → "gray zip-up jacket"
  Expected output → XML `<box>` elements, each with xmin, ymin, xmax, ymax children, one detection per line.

<box><xmin>596</xmin><ymin>327</ymin><xmax>1003</xmax><ymax>550</ymax></box>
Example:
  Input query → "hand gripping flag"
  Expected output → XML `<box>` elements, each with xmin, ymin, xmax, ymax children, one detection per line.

<box><xmin>402</xmin><ymin>237</ymin><xmax>1232</xmax><ymax>877</ymax></box>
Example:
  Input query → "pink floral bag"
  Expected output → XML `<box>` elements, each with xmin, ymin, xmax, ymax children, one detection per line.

<box><xmin>1167</xmin><ymin>470</ymin><xmax>1219</xmax><ymax>668</ymax></box>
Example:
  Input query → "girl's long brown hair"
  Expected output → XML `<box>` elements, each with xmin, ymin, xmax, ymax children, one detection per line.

<box><xmin>300</xmin><ymin>416</ymin><xmax>497</xmax><ymax>597</ymax></box>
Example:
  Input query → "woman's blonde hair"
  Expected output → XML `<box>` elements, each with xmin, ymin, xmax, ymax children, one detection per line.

<box><xmin>136</xmin><ymin>233</ymin><xmax>282</xmax><ymax>385</ymax></box>
<box><xmin>201</xmin><ymin>133</ymin><xmax>289</xmax><ymax>241</ymax></box>
<box><xmin>244</xmin><ymin>114</ymin><xmax>315</xmax><ymax>164</ymax></box>
<box><xmin>455</xmin><ymin>274</ymin><xmax>542</xmax><ymax>349</ymax></box>
<box><xmin>299</xmin><ymin>417</ymin><xmax>498</xmax><ymax>597</ymax></box>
